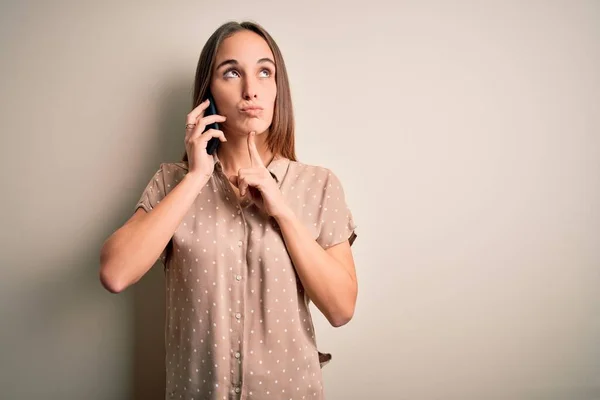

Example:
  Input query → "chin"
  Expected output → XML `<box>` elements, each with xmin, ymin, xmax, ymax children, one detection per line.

<box><xmin>237</xmin><ymin>120</ymin><xmax>271</xmax><ymax>135</ymax></box>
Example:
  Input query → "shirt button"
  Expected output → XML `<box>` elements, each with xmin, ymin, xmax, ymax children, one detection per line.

<box><xmin>235</xmin><ymin>274</ymin><xmax>242</xmax><ymax>281</ymax></box>
<box><xmin>237</xmin><ymin>209</ymin><xmax>242</xmax><ymax>214</ymax></box>
<box><xmin>235</xmin><ymin>352</ymin><xmax>241</xmax><ymax>359</ymax></box>
<box><xmin>237</xmin><ymin>240</ymin><xmax>243</xmax><ymax>247</ymax></box>
<box><xmin>234</xmin><ymin>387</ymin><xmax>241</xmax><ymax>394</ymax></box>
<box><xmin>235</xmin><ymin>313</ymin><xmax>242</xmax><ymax>320</ymax></box>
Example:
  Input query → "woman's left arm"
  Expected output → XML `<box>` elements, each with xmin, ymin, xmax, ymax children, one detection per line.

<box><xmin>274</xmin><ymin>209</ymin><xmax>357</xmax><ymax>327</ymax></box>
<box><xmin>230</xmin><ymin>132</ymin><xmax>357</xmax><ymax>327</ymax></box>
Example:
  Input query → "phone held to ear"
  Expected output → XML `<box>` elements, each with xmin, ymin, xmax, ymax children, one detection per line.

<box><xmin>203</xmin><ymin>92</ymin><xmax>221</xmax><ymax>155</ymax></box>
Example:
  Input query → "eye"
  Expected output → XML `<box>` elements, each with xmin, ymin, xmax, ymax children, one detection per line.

<box><xmin>223</xmin><ymin>68</ymin><xmax>240</xmax><ymax>78</ymax></box>
<box><xmin>259</xmin><ymin>68</ymin><xmax>272</xmax><ymax>78</ymax></box>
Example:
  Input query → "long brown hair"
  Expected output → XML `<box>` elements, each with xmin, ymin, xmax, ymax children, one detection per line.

<box><xmin>182</xmin><ymin>21</ymin><xmax>296</xmax><ymax>162</ymax></box>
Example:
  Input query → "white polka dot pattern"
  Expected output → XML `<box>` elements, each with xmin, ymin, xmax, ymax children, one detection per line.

<box><xmin>134</xmin><ymin>155</ymin><xmax>357</xmax><ymax>399</ymax></box>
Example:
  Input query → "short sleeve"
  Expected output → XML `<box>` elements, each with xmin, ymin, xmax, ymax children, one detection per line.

<box><xmin>316</xmin><ymin>169</ymin><xmax>358</xmax><ymax>249</ymax></box>
<box><xmin>134</xmin><ymin>164</ymin><xmax>170</xmax><ymax>266</ymax></box>
<box><xmin>135</xmin><ymin>164</ymin><xmax>167</xmax><ymax>213</ymax></box>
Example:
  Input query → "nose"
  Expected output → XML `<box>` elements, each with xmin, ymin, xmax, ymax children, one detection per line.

<box><xmin>242</xmin><ymin>76</ymin><xmax>258</xmax><ymax>100</ymax></box>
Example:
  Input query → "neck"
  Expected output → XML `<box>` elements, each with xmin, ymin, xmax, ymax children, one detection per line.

<box><xmin>217</xmin><ymin>132</ymin><xmax>274</xmax><ymax>175</ymax></box>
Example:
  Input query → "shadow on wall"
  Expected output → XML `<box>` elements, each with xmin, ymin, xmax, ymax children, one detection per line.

<box><xmin>132</xmin><ymin>77</ymin><xmax>194</xmax><ymax>400</ymax></box>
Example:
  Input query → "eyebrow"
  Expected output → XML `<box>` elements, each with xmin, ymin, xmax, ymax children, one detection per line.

<box><xmin>215</xmin><ymin>57</ymin><xmax>276</xmax><ymax>71</ymax></box>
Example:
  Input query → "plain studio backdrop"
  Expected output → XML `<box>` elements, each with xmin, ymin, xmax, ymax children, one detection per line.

<box><xmin>1</xmin><ymin>1</ymin><xmax>599</xmax><ymax>399</ymax></box>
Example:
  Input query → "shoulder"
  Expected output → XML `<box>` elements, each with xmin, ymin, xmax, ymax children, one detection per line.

<box><xmin>158</xmin><ymin>161</ymin><xmax>189</xmax><ymax>172</ymax></box>
<box><xmin>155</xmin><ymin>161</ymin><xmax>190</xmax><ymax>176</ymax></box>
<box><xmin>149</xmin><ymin>162</ymin><xmax>190</xmax><ymax>188</ymax></box>
<box><xmin>287</xmin><ymin>159</ymin><xmax>335</xmax><ymax>179</ymax></box>
<box><xmin>286</xmin><ymin>160</ymin><xmax>344</xmax><ymax>188</ymax></box>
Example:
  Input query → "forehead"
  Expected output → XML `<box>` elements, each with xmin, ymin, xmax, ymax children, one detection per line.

<box><xmin>216</xmin><ymin>30</ymin><xmax>274</xmax><ymax>64</ymax></box>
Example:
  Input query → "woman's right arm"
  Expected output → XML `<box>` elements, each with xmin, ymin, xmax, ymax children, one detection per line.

<box><xmin>99</xmin><ymin>172</ymin><xmax>209</xmax><ymax>293</ymax></box>
<box><xmin>99</xmin><ymin>98</ymin><xmax>227</xmax><ymax>293</ymax></box>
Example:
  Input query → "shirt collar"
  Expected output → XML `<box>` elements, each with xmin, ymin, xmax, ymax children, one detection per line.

<box><xmin>212</xmin><ymin>151</ymin><xmax>289</xmax><ymax>184</ymax></box>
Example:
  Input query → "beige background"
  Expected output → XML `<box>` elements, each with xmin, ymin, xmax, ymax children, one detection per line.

<box><xmin>1</xmin><ymin>0</ymin><xmax>599</xmax><ymax>399</ymax></box>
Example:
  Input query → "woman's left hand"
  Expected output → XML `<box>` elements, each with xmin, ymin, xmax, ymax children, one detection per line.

<box><xmin>228</xmin><ymin>132</ymin><xmax>291</xmax><ymax>218</ymax></box>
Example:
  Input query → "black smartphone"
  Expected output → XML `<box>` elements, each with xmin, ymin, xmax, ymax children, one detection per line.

<box><xmin>203</xmin><ymin>91</ymin><xmax>221</xmax><ymax>155</ymax></box>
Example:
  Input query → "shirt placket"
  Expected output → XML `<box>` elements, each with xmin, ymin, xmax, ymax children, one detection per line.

<box><xmin>216</xmin><ymin>169</ymin><xmax>249</xmax><ymax>399</ymax></box>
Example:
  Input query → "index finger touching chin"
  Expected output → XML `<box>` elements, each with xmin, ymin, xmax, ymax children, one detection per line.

<box><xmin>247</xmin><ymin>131</ymin><xmax>264</xmax><ymax>167</ymax></box>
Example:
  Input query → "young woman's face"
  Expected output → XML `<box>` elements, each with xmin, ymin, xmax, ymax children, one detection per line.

<box><xmin>210</xmin><ymin>30</ymin><xmax>277</xmax><ymax>138</ymax></box>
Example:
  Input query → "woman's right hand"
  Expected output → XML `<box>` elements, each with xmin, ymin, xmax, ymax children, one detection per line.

<box><xmin>184</xmin><ymin>98</ymin><xmax>227</xmax><ymax>178</ymax></box>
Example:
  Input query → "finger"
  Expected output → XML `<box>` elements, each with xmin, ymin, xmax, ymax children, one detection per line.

<box><xmin>186</xmin><ymin>99</ymin><xmax>209</xmax><ymax>125</ymax></box>
<box><xmin>237</xmin><ymin>167</ymin><xmax>263</xmax><ymax>176</ymax></box>
<box><xmin>186</xmin><ymin>114</ymin><xmax>226</xmax><ymax>140</ymax></box>
<box><xmin>186</xmin><ymin>98</ymin><xmax>211</xmax><ymax>124</ymax></box>
<box><xmin>238</xmin><ymin>177</ymin><xmax>249</xmax><ymax>197</ymax></box>
<box><xmin>236</xmin><ymin>170</ymin><xmax>251</xmax><ymax>197</ymax></box>
<box><xmin>247</xmin><ymin>131</ymin><xmax>264</xmax><ymax>167</ymax></box>
<box><xmin>238</xmin><ymin>169</ymin><xmax>269</xmax><ymax>189</ymax></box>
<box><xmin>188</xmin><ymin>129</ymin><xmax>226</xmax><ymax>147</ymax></box>
<box><xmin>238</xmin><ymin>173</ymin><xmax>263</xmax><ymax>197</ymax></box>
<box><xmin>198</xmin><ymin>114</ymin><xmax>226</xmax><ymax>127</ymax></box>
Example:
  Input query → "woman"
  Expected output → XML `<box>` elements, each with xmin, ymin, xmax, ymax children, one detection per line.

<box><xmin>100</xmin><ymin>21</ymin><xmax>358</xmax><ymax>400</ymax></box>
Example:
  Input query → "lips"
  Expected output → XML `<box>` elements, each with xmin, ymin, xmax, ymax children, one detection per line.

<box><xmin>240</xmin><ymin>106</ymin><xmax>263</xmax><ymax>112</ymax></box>
<box><xmin>240</xmin><ymin>107</ymin><xmax>263</xmax><ymax>117</ymax></box>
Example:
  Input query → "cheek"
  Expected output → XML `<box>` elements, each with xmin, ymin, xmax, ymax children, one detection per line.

<box><xmin>265</xmin><ymin>85</ymin><xmax>277</xmax><ymax>115</ymax></box>
<box><xmin>269</xmin><ymin>83</ymin><xmax>277</xmax><ymax>103</ymax></box>
<box><xmin>264</xmin><ymin>101</ymin><xmax>275</xmax><ymax>123</ymax></box>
